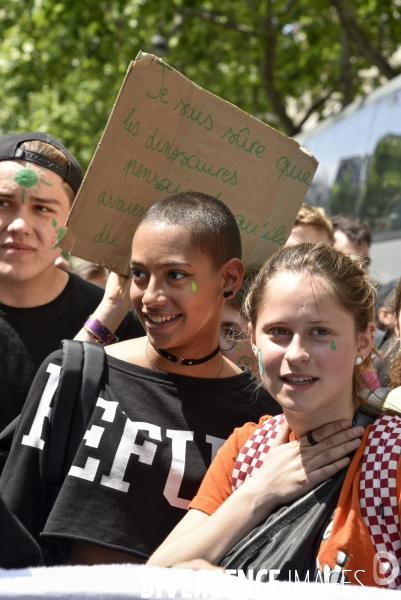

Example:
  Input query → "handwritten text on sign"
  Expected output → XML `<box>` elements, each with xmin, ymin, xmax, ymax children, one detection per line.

<box><xmin>60</xmin><ymin>54</ymin><xmax>318</xmax><ymax>274</ymax></box>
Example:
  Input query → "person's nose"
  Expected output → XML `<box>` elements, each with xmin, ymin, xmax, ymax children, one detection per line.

<box><xmin>284</xmin><ymin>334</ymin><xmax>310</xmax><ymax>364</ymax></box>
<box><xmin>7</xmin><ymin>208</ymin><xmax>32</xmax><ymax>236</ymax></box>
<box><xmin>141</xmin><ymin>276</ymin><xmax>167</xmax><ymax>307</ymax></box>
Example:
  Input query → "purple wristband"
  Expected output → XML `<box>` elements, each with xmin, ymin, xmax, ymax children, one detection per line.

<box><xmin>84</xmin><ymin>316</ymin><xmax>119</xmax><ymax>345</ymax></box>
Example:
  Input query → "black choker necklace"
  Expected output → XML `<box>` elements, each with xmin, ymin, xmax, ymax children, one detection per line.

<box><xmin>155</xmin><ymin>344</ymin><xmax>220</xmax><ymax>366</ymax></box>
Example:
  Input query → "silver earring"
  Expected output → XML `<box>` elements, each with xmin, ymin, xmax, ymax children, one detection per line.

<box><xmin>355</xmin><ymin>356</ymin><xmax>364</xmax><ymax>365</ymax></box>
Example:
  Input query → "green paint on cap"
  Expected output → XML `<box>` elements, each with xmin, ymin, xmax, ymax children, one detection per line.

<box><xmin>191</xmin><ymin>281</ymin><xmax>197</xmax><ymax>292</ymax></box>
<box><xmin>14</xmin><ymin>169</ymin><xmax>38</xmax><ymax>189</ymax></box>
<box><xmin>331</xmin><ymin>341</ymin><xmax>336</xmax><ymax>350</ymax></box>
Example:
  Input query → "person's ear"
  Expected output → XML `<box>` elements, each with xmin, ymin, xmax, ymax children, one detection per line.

<box><xmin>248</xmin><ymin>322</ymin><xmax>258</xmax><ymax>356</ymax></box>
<box><xmin>221</xmin><ymin>258</ymin><xmax>244</xmax><ymax>295</ymax></box>
<box><xmin>357</xmin><ymin>321</ymin><xmax>376</xmax><ymax>360</ymax></box>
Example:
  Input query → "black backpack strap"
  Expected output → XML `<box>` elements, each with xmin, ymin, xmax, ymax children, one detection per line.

<box><xmin>46</xmin><ymin>340</ymin><xmax>105</xmax><ymax>510</ymax></box>
<box><xmin>47</xmin><ymin>340</ymin><xmax>84</xmax><ymax>488</ymax></box>
<box><xmin>62</xmin><ymin>341</ymin><xmax>105</xmax><ymax>480</ymax></box>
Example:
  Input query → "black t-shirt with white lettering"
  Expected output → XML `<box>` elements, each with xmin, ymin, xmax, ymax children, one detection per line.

<box><xmin>0</xmin><ymin>351</ymin><xmax>280</xmax><ymax>563</ymax></box>
<box><xmin>0</xmin><ymin>273</ymin><xmax>144</xmax><ymax>431</ymax></box>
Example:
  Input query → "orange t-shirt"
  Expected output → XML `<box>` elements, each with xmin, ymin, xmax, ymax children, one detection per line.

<box><xmin>189</xmin><ymin>419</ymin><xmax>401</xmax><ymax>588</ymax></box>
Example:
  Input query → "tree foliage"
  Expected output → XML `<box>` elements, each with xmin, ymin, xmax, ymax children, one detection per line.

<box><xmin>361</xmin><ymin>134</ymin><xmax>401</xmax><ymax>231</ymax></box>
<box><xmin>1</xmin><ymin>0</ymin><xmax>401</xmax><ymax>169</ymax></box>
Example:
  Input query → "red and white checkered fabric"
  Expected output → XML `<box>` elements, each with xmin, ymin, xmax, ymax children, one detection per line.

<box><xmin>231</xmin><ymin>412</ymin><xmax>401</xmax><ymax>588</ymax></box>
<box><xmin>231</xmin><ymin>414</ymin><xmax>286</xmax><ymax>491</ymax></box>
<box><xmin>360</xmin><ymin>414</ymin><xmax>401</xmax><ymax>589</ymax></box>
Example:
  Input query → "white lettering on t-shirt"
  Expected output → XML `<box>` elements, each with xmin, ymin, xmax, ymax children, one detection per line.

<box><xmin>205</xmin><ymin>434</ymin><xmax>225</xmax><ymax>461</ymax></box>
<box><xmin>83</xmin><ymin>425</ymin><xmax>105</xmax><ymax>448</ymax></box>
<box><xmin>163</xmin><ymin>429</ymin><xmax>194</xmax><ymax>509</ymax></box>
<box><xmin>96</xmin><ymin>398</ymin><xmax>118</xmax><ymax>422</ymax></box>
<box><xmin>21</xmin><ymin>363</ymin><xmax>61</xmax><ymax>450</ymax></box>
<box><xmin>69</xmin><ymin>457</ymin><xmax>100</xmax><ymax>482</ymax></box>
<box><xmin>68</xmin><ymin>425</ymin><xmax>105</xmax><ymax>482</ymax></box>
<box><xmin>100</xmin><ymin>420</ymin><xmax>162</xmax><ymax>492</ymax></box>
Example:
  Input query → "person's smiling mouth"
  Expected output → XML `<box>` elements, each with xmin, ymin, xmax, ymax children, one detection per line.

<box><xmin>280</xmin><ymin>374</ymin><xmax>318</xmax><ymax>387</ymax></box>
<box><xmin>143</xmin><ymin>312</ymin><xmax>182</xmax><ymax>329</ymax></box>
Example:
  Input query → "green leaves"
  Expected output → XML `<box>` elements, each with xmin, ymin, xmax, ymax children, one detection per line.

<box><xmin>0</xmin><ymin>0</ymin><xmax>399</xmax><ymax>168</ymax></box>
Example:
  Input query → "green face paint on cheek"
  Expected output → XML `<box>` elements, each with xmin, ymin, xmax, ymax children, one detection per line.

<box><xmin>53</xmin><ymin>227</ymin><xmax>67</xmax><ymax>249</ymax></box>
<box><xmin>331</xmin><ymin>341</ymin><xmax>336</xmax><ymax>350</ymax></box>
<box><xmin>191</xmin><ymin>281</ymin><xmax>197</xmax><ymax>292</ymax></box>
<box><xmin>238</xmin><ymin>355</ymin><xmax>255</xmax><ymax>369</ymax></box>
<box><xmin>52</xmin><ymin>219</ymin><xmax>58</xmax><ymax>227</ymax></box>
<box><xmin>257</xmin><ymin>348</ymin><xmax>264</xmax><ymax>376</ymax></box>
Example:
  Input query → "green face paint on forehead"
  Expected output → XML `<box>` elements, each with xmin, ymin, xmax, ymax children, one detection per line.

<box><xmin>14</xmin><ymin>169</ymin><xmax>38</xmax><ymax>189</ymax></box>
<box><xmin>10</xmin><ymin>164</ymin><xmax>53</xmax><ymax>203</ymax></box>
<box><xmin>331</xmin><ymin>341</ymin><xmax>336</xmax><ymax>350</ymax></box>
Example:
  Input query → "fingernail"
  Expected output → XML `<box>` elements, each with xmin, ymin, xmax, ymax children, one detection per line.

<box><xmin>353</xmin><ymin>426</ymin><xmax>364</xmax><ymax>435</ymax></box>
<box><xmin>341</xmin><ymin>420</ymin><xmax>351</xmax><ymax>427</ymax></box>
<box><xmin>352</xmin><ymin>438</ymin><xmax>362</xmax><ymax>446</ymax></box>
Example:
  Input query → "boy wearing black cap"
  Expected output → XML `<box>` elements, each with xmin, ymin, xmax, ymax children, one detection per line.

<box><xmin>0</xmin><ymin>132</ymin><xmax>142</xmax><ymax>433</ymax></box>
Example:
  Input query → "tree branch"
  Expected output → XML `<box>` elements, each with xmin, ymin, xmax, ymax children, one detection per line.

<box><xmin>296</xmin><ymin>87</ymin><xmax>334</xmax><ymax>131</ymax></box>
<box><xmin>330</xmin><ymin>0</ymin><xmax>399</xmax><ymax>79</ymax></box>
<box><xmin>339</xmin><ymin>25</ymin><xmax>354</xmax><ymax>106</ymax></box>
<box><xmin>281</xmin><ymin>0</ymin><xmax>297</xmax><ymax>15</ymax></box>
<box><xmin>180</xmin><ymin>8</ymin><xmax>256</xmax><ymax>36</ymax></box>
<box><xmin>244</xmin><ymin>0</ymin><xmax>266</xmax><ymax>29</ymax></box>
<box><xmin>260</xmin><ymin>0</ymin><xmax>297</xmax><ymax>135</ymax></box>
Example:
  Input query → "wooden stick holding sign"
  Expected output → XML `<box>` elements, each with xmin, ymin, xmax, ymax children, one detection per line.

<box><xmin>59</xmin><ymin>51</ymin><xmax>318</xmax><ymax>274</ymax></box>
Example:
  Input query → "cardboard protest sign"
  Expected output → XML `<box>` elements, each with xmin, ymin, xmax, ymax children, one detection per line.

<box><xmin>59</xmin><ymin>51</ymin><xmax>318</xmax><ymax>275</ymax></box>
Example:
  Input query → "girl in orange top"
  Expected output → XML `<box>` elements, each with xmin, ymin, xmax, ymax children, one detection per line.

<box><xmin>149</xmin><ymin>243</ymin><xmax>401</xmax><ymax>589</ymax></box>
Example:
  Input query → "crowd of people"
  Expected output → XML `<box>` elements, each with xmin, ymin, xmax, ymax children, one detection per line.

<box><xmin>0</xmin><ymin>131</ymin><xmax>400</xmax><ymax>588</ymax></box>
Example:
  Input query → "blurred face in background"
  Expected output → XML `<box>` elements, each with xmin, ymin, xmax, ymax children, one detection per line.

<box><xmin>333</xmin><ymin>230</ymin><xmax>370</xmax><ymax>268</ymax></box>
<box><xmin>285</xmin><ymin>224</ymin><xmax>331</xmax><ymax>247</ymax></box>
<box><xmin>220</xmin><ymin>303</ymin><xmax>258</xmax><ymax>376</ymax></box>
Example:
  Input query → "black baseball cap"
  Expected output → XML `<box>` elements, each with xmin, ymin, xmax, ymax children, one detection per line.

<box><xmin>0</xmin><ymin>131</ymin><xmax>83</xmax><ymax>195</ymax></box>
